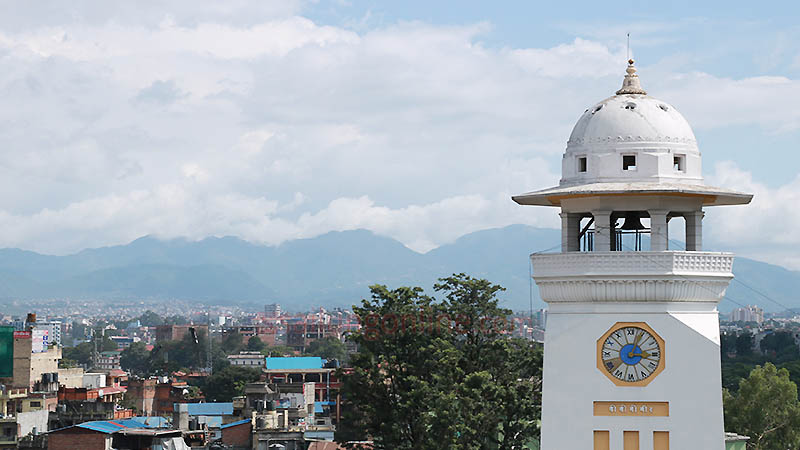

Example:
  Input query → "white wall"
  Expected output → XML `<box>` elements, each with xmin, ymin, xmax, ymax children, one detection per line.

<box><xmin>540</xmin><ymin>302</ymin><xmax>725</xmax><ymax>450</ymax></box>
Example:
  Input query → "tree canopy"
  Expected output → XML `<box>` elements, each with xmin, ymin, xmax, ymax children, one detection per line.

<box><xmin>724</xmin><ymin>363</ymin><xmax>800</xmax><ymax>450</ymax></box>
<box><xmin>338</xmin><ymin>274</ymin><xmax>542</xmax><ymax>450</ymax></box>
<box><xmin>304</xmin><ymin>337</ymin><xmax>346</xmax><ymax>361</ymax></box>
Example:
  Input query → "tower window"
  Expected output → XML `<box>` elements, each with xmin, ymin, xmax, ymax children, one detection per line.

<box><xmin>622</xmin><ymin>155</ymin><xmax>637</xmax><ymax>171</ymax></box>
<box><xmin>674</xmin><ymin>155</ymin><xmax>685</xmax><ymax>172</ymax></box>
<box><xmin>578</xmin><ymin>157</ymin><xmax>587</xmax><ymax>173</ymax></box>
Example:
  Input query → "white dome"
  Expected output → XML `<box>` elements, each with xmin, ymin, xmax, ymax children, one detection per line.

<box><xmin>560</xmin><ymin>61</ymin><xmax>702</xmax><ymax>186</ymax></box>
<box><xmin>567</xmin><ymin>95</ymin><xmax>697</xmax><ymax>147</ymax></box>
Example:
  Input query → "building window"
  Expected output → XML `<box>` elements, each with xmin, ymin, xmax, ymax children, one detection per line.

<box><xmin>578</xmin><ymin>157</ymin><xmax>587</xmax><ymax>173</ymax></box>
<box><xmin>674</xmin><ymin>154</ymin><xmax>685</xmax><ymax>172</ymax></box>
<box><xmin>29</xmin><ymin>401</ymin><xmax>41</xmax><ymax>407</ymax></box>
<box><xmin>622</xmin><ymin>154</ymin><xmax>637</xmax><ymax>171</ymax></box>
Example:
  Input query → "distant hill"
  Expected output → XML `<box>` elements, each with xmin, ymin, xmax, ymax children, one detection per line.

<box><xmin>0</xmin><ymin>225</ymin><xmax>798</xmax><ymax>312</ymax></box>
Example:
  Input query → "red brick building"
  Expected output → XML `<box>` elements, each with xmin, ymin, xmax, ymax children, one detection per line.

<box><xmin>286</xmin><ymin>323</ymin><xmax>340</xmax><ymax>352</ymax></box>
<box><xmin>155</xmin><ymin>324</ymin><xmax>208</xmax><ymax>342</ymax></box>
<box><xmin>221</xmin><ymin>419</ymin><xmax>252</xmax><ymax>448</ymax></box>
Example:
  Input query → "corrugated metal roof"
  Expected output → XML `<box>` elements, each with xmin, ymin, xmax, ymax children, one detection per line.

<box><xmin>220</xmin><ymin>419</ymin><xmax>251</xmax><ymax>430</ymax></box>
<box><xmin>186</xmin><ymin>402</ymin><xmax>233</xmax><ymax>416</ymax></box>
<box><xmin>266</xmin><ymin>356</ymin><xmax>323</xmax><ymax>370</ymax></box>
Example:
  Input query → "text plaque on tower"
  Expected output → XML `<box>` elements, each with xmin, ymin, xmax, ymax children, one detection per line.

<box><xmin>593</xmin><ymin>401</ymin><xmax>669</xmax><ymax>417</ymax></box>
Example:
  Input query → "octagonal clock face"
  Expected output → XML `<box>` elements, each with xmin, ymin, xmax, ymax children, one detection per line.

<box><xmin>597</xmin><ymin>322</ymin><xmax>665</xmax><ymax>386</ymax></box>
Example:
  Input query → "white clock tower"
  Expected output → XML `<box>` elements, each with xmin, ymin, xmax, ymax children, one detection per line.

<box><xmin>513</xmin><ymin>61</ymin><xmax>752</xmax><ymax>450</ymax></box>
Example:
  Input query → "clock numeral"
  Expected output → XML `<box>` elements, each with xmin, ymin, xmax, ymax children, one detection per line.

<box><xmin>615</xmin><ymin>370</ymin><xmax>623</xmax><ymax>377</ymax></box>
<box><xmin>650</xmin><ymin>351</ymin><xmax>659</xmax><ymax>357</ymax></box>
<box><xmin>640</xmin><ymin>371</ymin><xmax>648</xmax><ymax>378</ymax></box>
<box><xmin>606</xmin><ymin>362</ymin><xmax>614</xmax><ymax>369</ymax></box>
<box><xmin>626</xmin><ymin>328</ymin><xmax>635</xmax><ymax>336</ymax></box>
<box><xmin>648</xmin><ymin>361</ymin><xmax>656</xmax><ymax>368</ymax></box>
<box><xmin>603</xmin><ymin>351</ymin><xmax>611</xmax><ymax>357</ymax></box>
<box><xmin>627</xmin><ymin>373</ymin><xmax>635</xmax><ymax>381</ymax></box>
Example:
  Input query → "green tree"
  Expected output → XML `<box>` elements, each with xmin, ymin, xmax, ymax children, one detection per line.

<box><xmin>246</xmin><ymin>336</ymin><xmax>266</xmax><ymax>352</ymax></box>
<box><xmin>202</xmin><ymin>366</ymin><xmax>261</xmax><ymax>402</ymax></box>
<box><xmin>220</xmin><ymin>332</ymin><xmax>244</xmax><ymax>354</ymax></box>
<box><xmin>137</xmin><ymin>311</ymin><xmax>164</xmax><ymax>327</ymax></box>
<box><xmin>736</xmin><ymin>333</ymin><xmax>754</xmax><ymax>357</ymax></box>
<box><xmin>120</xmin><ymin>342</ymin><xmax>151</xmax><ymax>376</ymax></box>
<box><xmin>262</xmin><ymin>345</ymin><xmax>297</xmax><ymax>357</ymax></box>
<box><xmin>338</xmin><ymin>274</ymin><xmax>542</xmax><ymax>450</ymax></box>
<box><xmin>62</xmin><ymin>342</ymin><xmax>94</xmax><ymax>367</ymax></box>
<box><xmin>724</xmin><ymin>363</ymin><xmax>800</xmax><ymax>449</ymax></box>
<box><xmin>304</xmin><ymin>337</ymin><xmax>346</xmax><ymax>361</ymax></box>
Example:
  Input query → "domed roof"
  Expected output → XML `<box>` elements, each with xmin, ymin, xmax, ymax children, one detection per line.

<box><xmin>559</xmin><ymin>60</ymin><xmax>701</xmax><ymax>187</ymax></box>
<box><xmin>567</xmin><ymin>95</ymin><xmax>697</xmax><ymax>148</ymax></box>
<box><xmin>512</xmin><ymin>60</ymin><xmax>753</xmax><ymax>208</ymax></box>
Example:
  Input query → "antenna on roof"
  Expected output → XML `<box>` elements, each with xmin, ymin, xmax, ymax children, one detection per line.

<box><xmin>627</xmin><ymin>32</ymin><xmax>630</xmax><ymax>61</ymax></box>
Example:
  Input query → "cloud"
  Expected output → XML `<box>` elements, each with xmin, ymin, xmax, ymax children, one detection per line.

<box><xmin>0</xmin><ymin>3</ymin><xmax>796</xmax><ymax>270</ymax></box>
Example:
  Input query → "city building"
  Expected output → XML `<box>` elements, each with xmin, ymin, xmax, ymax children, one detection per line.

<box><xmin>227</xmin><ymin>351</ymin><xmax>267</xmax><ymax>368</ymax></box>
<box><xmin>515</xmin><ymin>60</ymin><xmax>752</xmax><ymax>449</ymax></box>
<box><xmin>286</xmin><ymin>323</ymin><xmax>340</xmax><ymax>352</ymax></box>
<box><xmin>265</xmin><ymin>304</ymin><xmax>282</xmax><ymax>318</ymax></box>
<box><xmin>232</xmin><ymin>325</ymin><xmax>278</xmax><ymax>346</ymax></box>
<box><xmin>94</xmin><ymin>352</ymin><xmax>121</xmax><ymax>371</ymax></box>
<box><xmin>155</xmin><ymin>324</ymin><xmax>208</xmax><ymax>343</ymax></box>
<box><xmin>730</xmin><ymin>305</ymin><xmax>764</xmax><ymax>324</ymax></box>
<box><xmin>11</xmin><ymin>333</ymin><xmax>61</xmax><ymax>391</ymax></box>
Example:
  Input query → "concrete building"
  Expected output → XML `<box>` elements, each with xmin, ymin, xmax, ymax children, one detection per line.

<box><xmin>730</xmin><ymin>305</ymin><xmax>764</xmax><ymax>324</ymax></box>
<box><xmin>265</xmin><ymin>303</ymin><xmax>282</xmax><ymax>318</ymax></box>
<box><xmin>12</xmin><ymin>333</ymin><xmax>61</xmax><ymax>390</ymax></box>
<box><xmin>227</xmin><ymin>351</ymin><xmax>267</xmax><ymax>368</ymax></box>
<box><xmin>514</xmin><ymin>60</ymin><xmax>752</xmax><ymax>449</ymax></box>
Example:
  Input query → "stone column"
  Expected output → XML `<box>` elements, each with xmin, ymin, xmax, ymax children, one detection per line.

<box><xmin>685</xmin><ymin>210</ymin><xmax>704</xmax><ymax>251</ymax></box>
<box><xmin>592</xmin><ymin>210</ymin><xmax>612</xmax><ymax>252</ymax></box>
<box><xmin>560</xmin><ymin>212</ymin><xmax>581</xmax><ymax>252</ymax></box>
<box><xmin>649</xmin><ymin>210</ymin><xmax>669</xmax><ymax>251</ymax></box>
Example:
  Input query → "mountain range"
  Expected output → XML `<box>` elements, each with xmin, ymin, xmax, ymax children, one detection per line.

<box><xmin>0</xmin><ymin>225</ymin><xmax>798</xmax><ymax>313</ymax></box>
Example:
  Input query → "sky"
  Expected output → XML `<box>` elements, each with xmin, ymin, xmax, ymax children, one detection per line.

<box><xmin>1</xmin><ymin>1</ymin><xmax>800</xmax><ymax>268</ymax></box>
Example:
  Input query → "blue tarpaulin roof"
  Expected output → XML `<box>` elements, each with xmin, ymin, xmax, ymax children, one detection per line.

<box><xmin>265</xmin><ymin>356</ymin><xmax>323</xmax><ymax>370</ymax></box>
<box><xmin>314</xmin><ymin>402</ymin><xmax>324</xmax><ymax>413</ymax></box>
<box><xmin>73</xmin><ymin>417</ymin><xmax>167</xmax><ymax>434</ymax></box>
<box><xmin>220</xmin><ymin>419</ymin><xmax>251</xmax><ymax>430</ymax></box>
<box><xmin>186</xmin><ymin>402</ymin><xmax>233</xmax><ymax>416</ymax></box>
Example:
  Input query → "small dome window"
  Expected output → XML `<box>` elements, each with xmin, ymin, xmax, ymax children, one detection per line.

<box><xmin>578</xmin><ymin>156</ymin><xmax>587</xmax><ymax>173</ymax></box>
<box><xmin>623</xmin><ymin>102</ymin><xmax>636</xmax><ymax>110</ymax></box>
<box><xmin>674</xmin><ymin>154</ymin><xmax>686</xmax><ymax>172</ymax></box>
<box><xmin>622</xmin><ymin>154</ymin><xmax>637</xmax><ymax>171</ymax></box>
<box><xmin>593</xmin><ymin>104</ymin><xmax>604</xmax><ymax>114</ymax></box>
<box><xmin>659</xmin><ymin>104</ymin><xmax>669</xmax><ymax>112</ymax></box>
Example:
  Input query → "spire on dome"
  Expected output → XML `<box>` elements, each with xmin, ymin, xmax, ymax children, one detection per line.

<box><xmin>615</xmin><ymin>59</ymin><xmax>647</xmax><ymax>95</ymax></box>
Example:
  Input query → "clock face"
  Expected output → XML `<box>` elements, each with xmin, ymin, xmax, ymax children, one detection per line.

<box><xmin>600</xmin><ymin>325</ymin><xmax>663</xmax><ymax>384</ymax></box>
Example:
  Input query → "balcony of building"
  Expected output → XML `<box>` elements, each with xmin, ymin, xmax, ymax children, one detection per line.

<box><xmin>531</xmin><ymin>251</ymin><xmax>734</xmax><ymax>303</ymax></box>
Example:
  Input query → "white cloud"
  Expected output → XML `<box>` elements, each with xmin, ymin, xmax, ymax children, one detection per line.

<box><xmin>0</xmin><ymin>3</ymin><xmax>797</xmax><ymax>269</ymax></box>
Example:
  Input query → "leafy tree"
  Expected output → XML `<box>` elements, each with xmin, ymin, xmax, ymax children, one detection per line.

<box><xmin>761</xmin><ymin>332</ymin><xmax>800</xmax><ymax>361</ymax></box>
<box><xmin>338</xmin><ymin>274</ymin><xmax>542</xmax><ymax>450</ymax></box>
<box><xmin>304</xmin><ymin>337</ymin><xmax>346</xmax><ymax>361</ymax></box>
<box><xmin>262</xmin><ymin>345</ymin><xmax>297</xmax><ymax>357</ymax></box>
<box><xmin>247</xmin><ymin>336</ymin><xmax>266</xmax><ymax>352</ymax></box>
<box><xmin>62</xmin><ymin>342</ymin><xmax>94</xmax><ymax>367</ymax></box>
<box><xmin>120</xmin><ymin>342</ymin><xmax>151</xmax><ymax>376</ymax></box>
<box><xmin>137</xmin><ymin>311</ymin><xmax>164</xmax><ymax>327</ymax></box>
<box><xmin>202</xmin><ymin>366</ymin><xmax>261</xmax><ymax>402</ymax></box>
<box><xmin>736</xmin><ymin>333</ymin><xmax>754</xmax><ymax>356</ymax></box>
<box><xmin>724</xmin><ymin>363</ymin><xmax>800</xmax><ymax>449</ymax></box>
<box><xmin>220</xmin><ymin>332</ymin><xmax>244</xmax><ymax>354</ymax></box>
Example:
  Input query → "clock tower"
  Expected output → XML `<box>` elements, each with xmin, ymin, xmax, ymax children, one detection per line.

<box><xmin>513</xmin><ymin>61</ymin><xmax>752</xmax><ymax>450</ymax></box>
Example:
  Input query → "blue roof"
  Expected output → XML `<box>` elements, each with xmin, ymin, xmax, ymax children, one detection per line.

<box><xmin>314</xmin><ymin>402</ymin><xmax>324</xmax><ymax>413</ymax></box>
<box><xmin>220</xmin><ymin>419</ymin><xmax>251</xmax><ymax>430</ymax></box>
<box><xmin>186</xmin><ymin>402</ymin><xmax>233</xmax><ymax>416</ymax></box>
<box><xmin>74</xmin><ymin>417</ymin><xmax>167</xmax><ymax>434</ymax></box>
<box><xmin>265</xmin><ymin>356</ymin><xmax>323</xmax><ymax>370</ymax></box>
